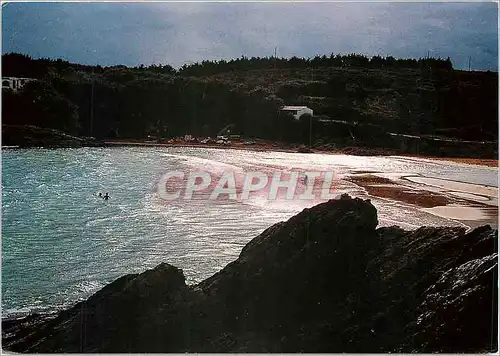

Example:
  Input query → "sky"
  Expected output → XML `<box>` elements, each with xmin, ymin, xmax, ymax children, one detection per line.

<box><xmin>2</xmin><ymin>2</ymin><xmax>498</xmax><ymax>71</ymax></box>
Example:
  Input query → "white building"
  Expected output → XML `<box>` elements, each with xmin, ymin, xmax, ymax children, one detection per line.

<box><xmin>280</xmin><ymin>106</ymin><xmax>314</xmax><ymax>120</ymax></box>
<box><xmin>2</xmin><ymin>77</ymin><xmax>36</xmax><ymax>92</ymax></box>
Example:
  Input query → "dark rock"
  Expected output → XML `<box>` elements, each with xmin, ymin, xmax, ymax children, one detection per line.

<box><xmin>2</xmin><ymin>195</ymin><xmax>497</xmax><ymax>352</ymax></box>
<box><xmin>297</xmin><ymin>145</ymin><xmax>314</xmax><ymax>153</ymax></box>
<box><xmin>2</xmin><ymin>125</ymin><xmax>103</xmax><ymax>148</ymax></box>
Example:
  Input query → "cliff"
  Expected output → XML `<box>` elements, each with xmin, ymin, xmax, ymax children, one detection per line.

<box><xmin>2</xmin><ymin>195</ymin><xmax>497</xmax><ymax>352</ymax></box>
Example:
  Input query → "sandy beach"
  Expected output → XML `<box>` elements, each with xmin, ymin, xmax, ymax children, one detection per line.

<box><xmin>104</xmin><ymin>139</ymin><xmax>499</xmax><ymax>168</ymax></box>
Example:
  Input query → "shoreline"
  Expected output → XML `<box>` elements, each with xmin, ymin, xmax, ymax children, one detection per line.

<box><xmin>102</xmin><ymin>140</ymin><xmax>499</xmax><ymax>167</ymax></box>
<box><xmin>3</xmin><ymin>138</ymin><xmax>497</xmax><ymax>168</ymax></box>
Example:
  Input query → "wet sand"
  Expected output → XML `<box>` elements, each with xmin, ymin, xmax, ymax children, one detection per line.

<box><xmin>403</xmin><ymin>176</ymin><xmax>498</xmax><ymax>202</ymax></box>
<box><xmin>348</xmin><ymin>174</ymin><xmax>498</xmax><ymax>229</ymax></box>
<box><xmin>349</xmin><ymin>175</ymin><xmax>454</xmax><ymax>208</ymax></box>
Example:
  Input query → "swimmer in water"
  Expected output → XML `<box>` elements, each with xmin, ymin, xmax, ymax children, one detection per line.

<box><xmin>103</xmin><ymin>192</ymin><xmax>109</xmax><ymax>201</ymax></box>
<box><xmin>98</xmin><ymin>193</ymin><xmax>102</xmax><ymax>198</ymax></box>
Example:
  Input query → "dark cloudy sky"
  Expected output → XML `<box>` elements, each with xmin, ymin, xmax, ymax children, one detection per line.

<box><xmin>2</xmin><ymin>2</ymin><xmax>498</xmax><ymax>71</ymax></box>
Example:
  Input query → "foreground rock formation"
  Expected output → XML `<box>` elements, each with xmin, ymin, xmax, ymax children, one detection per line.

<box><xmin>2</xmin><ymin>195</ymin><xmax>497</xmax><ymax>352</ymax></box>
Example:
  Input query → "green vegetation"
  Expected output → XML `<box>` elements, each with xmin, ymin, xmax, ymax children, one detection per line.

<box><xmin>2</xmin><ymin>52</ymin><xmax>497</xmax><ymax>156</ymax></box>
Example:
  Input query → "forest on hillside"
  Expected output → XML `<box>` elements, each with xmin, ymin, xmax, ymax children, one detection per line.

<box><xmin>2</xmin><ymin>52</ymin><xmax>453</xmax><ymax>78</ymax></box>
<box><xmin>2</xmin><ymin>52</ymin><xmax>497</xmax><ymax>151</ymax></box>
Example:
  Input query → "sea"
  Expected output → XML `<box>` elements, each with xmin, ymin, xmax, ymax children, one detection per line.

<box><xmin>2</xmin><ymin>146</ymin><xmax>498</xmax><ymax>318</ymax></box>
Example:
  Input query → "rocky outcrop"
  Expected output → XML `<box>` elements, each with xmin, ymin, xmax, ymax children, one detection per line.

<box><xmin>2</xmin><ymin>195</ymin><xmax>497</xmax><ymax>352</ymax></box>
<box><xmin>2</xmin><ymin>125</ymin><xmax>103</xmax><ymax>148</ymax></box>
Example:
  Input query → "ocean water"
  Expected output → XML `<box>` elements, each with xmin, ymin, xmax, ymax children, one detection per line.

<box><xmin>2</xmin><ymin>147</ymin><xmax>498</xmax><ymax>318</ymax></box>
